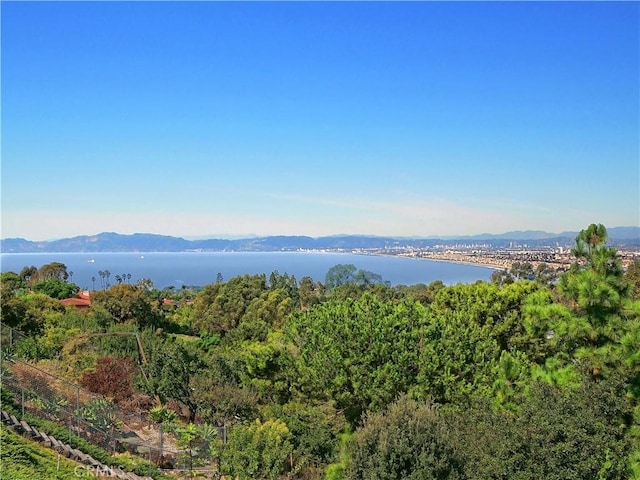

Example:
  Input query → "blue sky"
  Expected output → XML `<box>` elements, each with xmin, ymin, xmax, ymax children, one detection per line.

<box><xmin>2</xmin><ymin>1</ymin><xmax>638</xmax><ymax>241</ymax></box>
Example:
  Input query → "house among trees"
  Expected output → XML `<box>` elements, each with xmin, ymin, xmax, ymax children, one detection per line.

<box><xmin>60</xmin><ymin>290</ymin><xmax>91</xmax><ymax>310</ymax></box>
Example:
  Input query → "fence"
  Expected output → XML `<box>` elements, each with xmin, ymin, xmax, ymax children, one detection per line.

<box><xmin>0</xmin><ymin>322</ymin><xmax>224</xmax><ymax>472</ymax></box>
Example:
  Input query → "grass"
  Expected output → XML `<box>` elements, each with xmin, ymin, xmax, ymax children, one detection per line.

<box><xmin>0</xmin><ymin>422</ymin><xmax>85</xmax><ymax>480</ymax></box>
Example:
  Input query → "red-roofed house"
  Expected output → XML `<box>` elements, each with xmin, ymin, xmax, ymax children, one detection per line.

<box><xmin>60</xmin><ymin>291</ymin><xmax>91</xmax><ymax>310</ymax></box>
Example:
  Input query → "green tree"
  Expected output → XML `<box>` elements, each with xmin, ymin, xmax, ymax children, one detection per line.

<box><xmin>33</xmin><ymin>262</ymin><xmax>69</xmax><ymax>283</ymax></box>
<box><xmin>19</xmin><ymin>265</ymin><xmax>38</xmax><ymax>283</ymax></box>
<box><xmin>234</xmin><ymin>332</ymin><xmax>291</xmax><ymax>403</ymax></box>
<box><xmin>0</xmin><ymin>271</ymin><xmax>26</xmax><ymax>297</ymax></box>
<box><xmin>492</xmin><ymin>262</ymin><xmax>557</xmax><ymax>287</ymax></box>
<box><xmin>190</xmin><ymin>372</ymin><xmax>259</xmax><ymax>426</ymax></box>
<box><xmin>398</xmin><ymin>280</ymin><xmax>445</xmax><ymax>306</ymax></box>
<box><xmin>268</xmin><ymin>270</ymin><xmax>300</xmax><ymax>306</ymax></box>
<box><xmin>324</xmin><ymin>264</ymin><xmax>358</xmax><ymax>290</ymax></box>
<box><xmin>220</xmin><ymin>418</ymin><xmax>293</xmax><ymax>480</ymax></box>
<box><xmin>172</xmin><ymin>422</ymin><xmax>218</xmax><ymax>475</ymax></box>
<box><xmin>325</xmin><ymin>264</ymin><xmax>387</xmax><ymax>292</ymax></box>
<box><xmin>192</xmin><ymin>274</ymin><xmax>267</xmax><ymax>335</ymax></box>
<box><xmin>298</xmin><ymin>276</ymin><xmax>323</xmax><ymax>309</ymax></box>
<box><xmin>285</xmin><ymin>293</ymin><xmax>429</xmax><ymax>424</ymax></box>
<box><xmin>348</xmin><ymin>395</ymin><xmax>464</xmax><ymax>480</ymax></box>
<box><xmin>561</xmin><ymin>224</ymin><xmax>629</xmax><ymax>318</ymax></box>
<box><xmin>138</xmin><ymin>333</ymin><xmax>203</xmax><ymax>419</ymax></box>
<box><xmin>32</xmin><ymin>277</ymin><xmax>79</xmax><ymax>299</ymax></box>
<box><xmin>1</xmin><ymin>293</ymin><xmax>65</xmax><ymax>336</ymax></box>
<box><xmin>456</xmin><ymin>376</ymin><xmax>631</xmax><ymax>480</ymax></box>
<box><xmin>263</xmin><ymin>401</ymin><xmax>345</xmax><ymax>470</ymax></box>
<box><xmin>91</xmin><ymin>284</ymin><xmax>159</xmax><ymax>329</ymax></box>
<box><xmin>413</xmin><ymin>313</ymin><xmax>501</xmax><ymax>404</ymax></box>
<box><xmin>430</xmin><ymin>280</ymin><xmax>540</xmax><ymax>352</ymax></box>
<box><xmin>540</xmin><ymin>224</ymin><xmax>637</xmax><ymax>376</ymax></box>
<box><xmin>0</xmin><ymin>272</ymin><xmax>28</xmax><ymax>328</ymax></box>
<box><xmin>241</xmin><ymin>288</ymin><xmax>296</xmax><ymax>331</ymax></box>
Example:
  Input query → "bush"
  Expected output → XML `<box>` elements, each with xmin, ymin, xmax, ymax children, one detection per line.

<box><xmin>348</xmin><ymin>395</ymin><xmax>464</xmax><ymax>480</ymax></box>
<box><xmin>80</xmin><ymin>356</ymin><xmax>135</xmax><ymax>403</ymax></box>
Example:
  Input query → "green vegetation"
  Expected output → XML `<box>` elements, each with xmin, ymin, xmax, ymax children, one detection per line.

<box><xmin>0</xmin><ymin>423</ymin><xmax>84</xmax><ymax>480</ymax></box>
<box><xmin>1</xmin><ymin>223</ymin><xmax>639</xmax><ymax>479</ymax></box>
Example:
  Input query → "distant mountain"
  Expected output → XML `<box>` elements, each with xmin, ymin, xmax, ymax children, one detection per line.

<box><xmin>462</xmin><ymin>230</ymin><xmax>562</xmax><ymax>241</ymax></box>
<box><xmin>458</xmin><ymin>227</ymin><xmax>639</xmax><ymax>242</ymax></box>
<box><xmin>604</xmin><ymin>226</ymin><xmax>640</xmax><ymax>242</ymax></box>
<box><xmin>1</xmin><ymin>227</ymin><xmax>638</xmax><ymax>253</ymax></box>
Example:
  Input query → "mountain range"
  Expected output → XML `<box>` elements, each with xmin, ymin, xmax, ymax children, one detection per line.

<box><xmin>1</xmin><ymin>227</ymin><xmax>639</xmax><ymax>253</ymax></box>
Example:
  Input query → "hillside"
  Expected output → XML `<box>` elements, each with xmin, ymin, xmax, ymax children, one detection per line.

<box><xmin>0</xmin><ymin>423</ymin><xmax>95</xmax><ymax>480</ymax></box>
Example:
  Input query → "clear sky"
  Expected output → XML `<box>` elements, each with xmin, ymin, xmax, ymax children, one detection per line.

<box><xmin>1</xmin><ymin>1</ymin><xmax>638</xmax><ymax>241</ymax></box>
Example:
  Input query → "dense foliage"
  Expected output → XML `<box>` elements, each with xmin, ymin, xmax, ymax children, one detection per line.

<box><xmin>1</xmin><ymin>223</ymin><xmax>639</xmax><ymax>479</ymax></box>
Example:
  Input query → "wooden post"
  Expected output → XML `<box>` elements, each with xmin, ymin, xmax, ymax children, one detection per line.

<box><xmin>76</xmin><ymin>387</ymin><xmax>81</xmax><ymax>434</ymax></box>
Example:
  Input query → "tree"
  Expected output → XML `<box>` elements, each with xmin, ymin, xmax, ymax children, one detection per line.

<box><xmin>91</xmin><ymin>284</ymin><xmax>159</xmax><ymax>329</ymax></box>
<box><xmin>190</xmin><ymin>372</ymin><xmax>259</xmax><ymax>426</ymax></box>
<box><xmin>560</xmin><ymin>224</ymin><xmax>628</xmax><ymax>325</ymax></box>
<box><xmin>455</xmin><ymin>376</ymin><xmax>632</xmax><ymax>480</ymax></box>
<box><xmin>430</xmin><ymin>280</ymin><xmax>540</xmax><ymax>352</ymax></box>
<box><xmin>324</xmin><ymin>264</ymin><xmax>386</xmax><ymax>291</ymax></box>
<box><xmin>192</xmin><ymin>274</ymin><xmax>268</xmax><ymax>335</ymax></box>
<box><xmin>263</xmin><ymin>401</ymin><xmax>346</xmax><ymax>470</ymax></box>
<box><xmin>0</xmin><ymin>272</ymin><xmax>27</xmax><ymax>326</ymax></box>
<box><xmin>19</xmin><ymin>265</ymin><xmax>37</xmax><ymax>283</ymax></box>
<box><xmin>220</xmin><ymin>418</ymin><xmax>293</xmax><ymax>480</ymax></box>
<box><xmin>413</xmin><ymin>313</ymin><xmax>501</xmax><ymax>404</ymax></box>
<box><xmin>33</xmin><ymin>262</ymin><xmax>69</xmax><ymax>283</ymax></box>
<box><xmin>285</xmin><ymin>293</ymin><xmax>429</xmax><ymax>424</ymax></box>
<box><xmin>348</xmin><ymin>395</ymin><xmax>465</xmax><ymax>480</ymax></box>
<box><xmin>32</xmin><ymin>277</ymin><xmax>79</xmax><ymax>299</ymax></box>
<box><xmin>1</xmin><ymin>272</ymin><xmax>27</xmax><ymax>296</ymax></box>
<box><xmin>324</xmin><ymin>264</ymin><xmax>358</xmax><ymax>290</ymax></box>
<box><xmin>1</xmin><ymin>293</ymin><xmax>65</xmax><ymax>336</ymax></box>
<box><xmin>241</xmin><ymin>288</ymin><xmax>296</xmax><ymax>331</ymax></box>
<box><xmin>298</xmin><ymin>276</ymin><xmax>322</xmax><ymax>309</ymax></box>
<box><xmin>533</xmin><ymin>262</ymin><xmax>558</xmax><ymax>286</ymax></box>
<box><xmin>491</xmin><ymin>268</ymin><xmax>514</xmax><ymax>286</ymax></box>
<box><xmin>139</xmin><ymin>334</ymin><xmax>202</xmax><ymax>420</ymax></box>
<box><xmin>136</xmin><ymin>277</ymin><xmax>155</xmax><ymax>291</ymax></box>
<box><xmin>173</xmin><ymin>422</ymin><xmax>218</xmax><ymax>475</ymax></box>
<box><xmin>545</xmin><ymin>224</ymin><xmax>635</xmax><ymax>374</ymax></box>
<box><xmin>492</xmin><ymin>262</ymin><xmax>557</xmax><ymax>287</ymax></box>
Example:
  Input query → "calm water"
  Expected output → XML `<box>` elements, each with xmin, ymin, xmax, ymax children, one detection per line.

<box><xmin>0</xmin><ymin>252</ymin><xmax>494</xmax><ymax>289</ymax></box>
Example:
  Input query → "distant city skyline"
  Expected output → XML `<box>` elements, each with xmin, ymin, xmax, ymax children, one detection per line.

<box><xmin>2</xmin><ymin>2</ymin><xmax>638</xmax><ymax>241</ymax></box>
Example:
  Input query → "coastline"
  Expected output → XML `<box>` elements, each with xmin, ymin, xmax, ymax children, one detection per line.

<box><xmin>396</xmin><ymin>253</ymin><xmax>506</xmax><ymax>271</ymax></box>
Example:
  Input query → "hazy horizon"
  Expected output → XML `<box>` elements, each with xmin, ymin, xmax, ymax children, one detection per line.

<box><xmin>3</xmin><ymin>225</ymin><xmax>639</xmax><ymax>244</ymax></box>
<box><xmin>2</xmin><ymin>2</ymin><xmax>638</xmax><ymax>240</ymax></box>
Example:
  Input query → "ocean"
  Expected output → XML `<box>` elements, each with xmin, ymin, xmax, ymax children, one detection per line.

<box><xmin>0</xmin><ymin>252</ymin><xmax>494</xmax><ymax>290</ymax></box>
